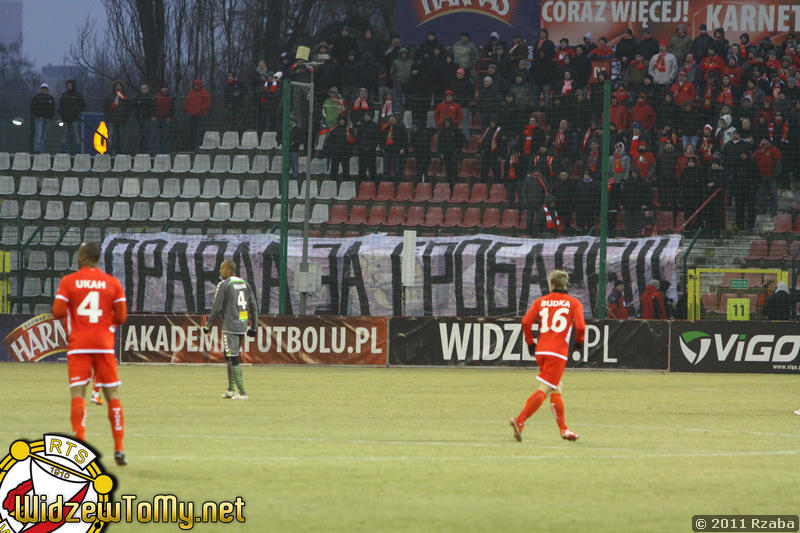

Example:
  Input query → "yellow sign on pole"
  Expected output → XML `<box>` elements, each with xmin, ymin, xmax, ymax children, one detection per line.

<box><xmin>726</xmin><ymin>297</ymin><xmax>750</xmax><ymax>321</ymax></box>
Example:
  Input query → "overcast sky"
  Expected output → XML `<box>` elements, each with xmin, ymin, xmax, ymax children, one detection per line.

<box><xmin>21</xmin><ymin>0</ymin><xmax>107</xmax><ymax>70</ymax></box>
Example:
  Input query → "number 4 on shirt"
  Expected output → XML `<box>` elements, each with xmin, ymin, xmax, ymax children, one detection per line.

<box><xmin>77</xmin><ymin>291</ymin><xmax>103</xmax><ymax>323</ymax></box>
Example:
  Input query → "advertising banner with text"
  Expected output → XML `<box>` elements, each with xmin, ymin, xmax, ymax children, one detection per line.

<box><xmin>121</xmin><ymin>315</ymin><xmax>388</xmax><ymax>366</ymax></box>
<box><xmin>1</xmin><ymin>313</ymin><xmax>68</xmax><ymax>363</ymax></box>
<box><xmin>389</xmin><ymin>316</ymin><xmax>669</xmax><ymax>368</ymax></box>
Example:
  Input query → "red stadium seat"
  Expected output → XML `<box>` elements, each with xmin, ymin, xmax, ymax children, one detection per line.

<box><xmin>771</xmin><ymin>213</ymin><xmax>792</xmax><ymax>233</ymax></box>
<box><xmin>700</xmin><ymin>293</ymin><xmax>719</xmax><ymax>314</ymax></box>
<box><xmin>499</xmin><ymin>209</ymin><xmax>519</xmax><ymax>229</ymax></box>
<box><xmin>420</xmin><ymin>207</ymin><xmax>444</xmax><ymax>227</ymax></box>
<box><xmin>487</xmin><ymin>183</ymin><xmax>507</xmax><ymax>204</ymax></box>
<box><xmin>307</xmin><ymin>229</ymin><xmax>322</xmax><ymax>238</ymax></box>
<box><xmin>395</xmin><ymin>182</ymin><xmax>414</xmax><ymax>202</ymax></box>
<box><xmin>346</xmin><ymin>205</ymin><xmax>367</xmax><ymax>226</ymax></box>
<box><xmin>467</xmin><ymin>183</ymin><xmax>488</xmax><ymax>204</ymax></box>
<box><xmin>404</xmin><ymin>206</ymin><xmax>425</xmax><ymax>227</ymax></box>
<box><xmin>430</xmin><ymin>183</ymin><xmax>451</xmax><ymax>203</ymax></box>
<box><xmin>386</xmin><ymin>205</ymin><xmax>406</xmax><ymax>226</ymax></box>
<box><xmin>427</xmin><ymin>158</ymin><xmax>442</xmax><ymax>177</ymax></box>
<box><xmin>793</xmin><ymin>215</ymin><xmax>800</xmax><ymax>234</ymax></box>
<box><xmin>441</xmin><ymin>207</ymin><xmax>462</xmax><ymax>228</ymax></box>
<box><xmin>327</xmin><ymin>204</ymin><xmax>348</xmax><ymax>225</ymax></box>
<box><xmin>374</xmin><ymin>181</ymin><xmax>395</xmax><ymax>202</ymax></box>
<box><xmin>365</xmin><ymin>205</ymin><xmax>387</xmax><ymax>227</ymax></box>
<box><xmin>413</xmin><ymin>182</ymin><xmax>432</xmax><ymax>203</ymax></box>
<box><xmin>450</xmin><ymin>183</ymin><xmax>470</xmax><ymax>203</ymax></box>
<box><xmin>355</xmin><ymin>181</ymin><xmax>376</xmax><ymax>202</ymax></box>
<box><xmin>463</xmin><ymin>134</ymin><xmax>479</xmax><ymax>154</ymax></box>
<box><xmin>655</xmin><ymin>211</ymin><xmax>674</xmax><ymax>234</ymax></box>
<box><xmin>673</xmin><ymin>211</ymin><xmax>686</xmax><ymax>231</ymax></box>
<box><xmin>482</xmin><ymin>208</ymin><xmax>501</xmax><ymax>228</ymax></box>
<box><xmin>745</xmin><ymin>239</ymin><xmax>768</xmax><ymax>261</ymax></box>
<box><xmin>404</xmin><ymin>157</ymin><xmax>417</xmax><ymax>178</ymax></box>
<box><xmin>766</xmin><ymin>240</ymin><xmax>788</xmax><ymax>261</ymax></box>
<box><xmin>459</xmin><ymin>158</ymin><xmax>478</xmax><ymax>179</ymax></box>
<box><xmin>788</xmin><ymin>240</ymin><xmax>800</xmax><ymax>260</ymax></box>
<box><xmin>461</xmin><ymin>207</ymin><xmax>482</xmax><ymax>229</ymax></box>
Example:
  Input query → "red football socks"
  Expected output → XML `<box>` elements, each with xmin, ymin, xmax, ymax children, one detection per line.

<box><xmin>518</xmin><ymin>390</ymin><xmax>546</xmax><ymax>423</ymax></box>
<box><xmin>550</xmin><ymin>393</ymin><xmax>568</xmax><ymax>432</ymax></box>
<box><xmin>107</xmin><ymin>398</ymin><xmax>124</xmax><ymax>451</ymax></box>
<box><xmin>71</xmin><ymin>397</ymin><xmax>86</xmax><ymax>440</ymax></box>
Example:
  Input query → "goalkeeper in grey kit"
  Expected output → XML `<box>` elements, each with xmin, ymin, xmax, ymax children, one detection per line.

<box><xmin>204</xmin><ymin>260</ymin><xmax>258</xmax><ymax>400</ymax></box>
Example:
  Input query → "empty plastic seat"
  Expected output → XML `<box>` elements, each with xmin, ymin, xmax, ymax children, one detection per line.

<box><xmin>310</xmin><ymin>158</ymin><xmax>326</xmax><ymax>175</ymax></box>
<box><xmin>482</xmin><ymin>207</ymin><xmax>501</xmax><ymax>228</ymax></box>
<box><xmin>100</xmin><ymin>178</ymin><xmax>121</xmax><ymax>198</ymax></box>
<box><xmin>487</xmin><ymin>183</ymin><xmax>507</xmax><ymax>204</ymax></box>
<box><xmin>72</xmin><ymin>154</ymin><xmax>91</xmax><ymax>172</ymax></box>
<box><xmin>450</xmin><ymin>183</ymin><xmax>469</xmax><ymax>203</ymax></box>
<box><xmin>92</xmin><ymin>154</ymin><xmax>111</xmax><ymax>172</ymax></box>
<box><xmin>441</xmin><ymin>207</ymin><xmax>462</xmax><ymax>228</ymax></box>
<box><xmin>22</xmin><ymin>278</ymin><xmax>42</xmax><ymax>297</ymax></box>
<box><xmin>120</xmin><ymin>177</ymin><xmax>141</xmax><ymax>198</ymax></box>
<box><xmin>289</xmin><ymin>204</ymin><xmax>306</xmax><ymax>223</ymax></box>
<box><xmin>132</xmin><ymin>153</ymin><xmax>152</xmax><ymax>172</ymax></box>
<box><xmin>231</xmin><ymin>202</ymin><xmax>251</xmax><ymax>222</ymax></box>
<box><xmin>0</xmin><ymin>152</ymin><xmax>9</xmax><ymax>170</ymax></box>
<box><xmin>260</xmin><ymin>180</ymin><xmax>280</xmax><ymax>200</ymax></box>
<box><xmin>335</xmin><ymin>181</ymin><xmax>356</xmax><ymax>201</ymax></box>
<box><xmin>20</xmin><ymin>200</ymin><xmax>41</xmax><ymax>220</ymax></box>
<box><xmin>327</xmin><ymin>204</ymin><xmax>349</xmax><ymax>225</ymax></box>
<box><xmin>386</xmin><ymin>205</ymin><xmax>406</xmax><ymax>227</ymax></box>
<box><xmin>26</xmin><ymin>251</ymin><xmax>48</xmax><ymax>271</ymax></box>
<box><xmin>17</xmin><ymin>176</ymin><xmax>37</xmax><ymax>196</ymax></box>
<box><xmin>317</xmin><ymin>180</ymin><xmax>338</xmax><ymax>201</ymax></box>
<box><xmin>365</xmin><ymin>205</ymin><xmax>387</xmax><ymax>227</ymax></box>
<box><xmin>0</xmin><ymin>175</ymin><xmax>12</xmax><ymax>195</ymax></box>
<box><xmin>112</xmin><ymin>154</ymin><xmax>132</xmax><ymax>173</ymax></box>
<box><xmin>231</xmin><ymin>154</ymin><xmax>250</xmax><ymax>174</ymax></box>
<box><xmin>220</xmin><ymin>131</ymin><xmax>239</xmax><ymax>150</ymax></box>
<box><xmin>260</xmin><ymin>131</ymin><xmax>278</xmax><ymax>150</ymax></box>
<box><xmin>43</xmin><ymin>200</ymin><xmax>64</xmax><ymax>221</ymax></box>
<box><xmin>201</xmin><ymin>131</ymin><xmax>221</xmax><ymax>150</ymax></box>
<box><xmin>375</xmin><ymin>181</ymin><xmax>395</xmax><ymax>202</ymax></box>
<box><xmin>32</xmin><ymin>153</ymin><xmax>51</xmax><ymax>172</ymax></box>
<box><xmin>211</xmin><ymin>155</ymin><xmax>231</xmax><ymax>174</ymax></box>
<box><xmin>60</xmin><ymin>227</ymin><xmax>82</xmax><ymax>247</ymax></box>
<box><xmin>239</xmin><ymin>130</ymin><xmax>259</xmax><ymax>150</ymax></box>
<box><xmin>309</xmin><ymin>204</ymin><xmax>329</xmax><ymax>224</ymax></box>
<box><xmin>80</xmin><ymin>177</ymin><xmax>100</xmax><ymax>197</ymax></box>
<box><xmin>110</xmin><ymin>202</ymin><xmax>131</xmax><ymax>221</ymax></box>
<box><xmin>152</xmin><ymin>153</ymin><xmax>171</xmax><ymax>172</ymax></box>
<box><xmin>288</xmin><ymin>180</ymin><xmax>301</xmax><ymax>200</ymax></box>
<box><xmin>191</xmin><ymin>154</ymin><xmax>211</xmax><ymax>173</ymax></box>
<box><xmin>461</xmin><ymin>207</ymin><xmax>482</xmax><ymax>229</ymax></box>
<box><xmin>771</xmin><ymin>214</ymin><xmax>792</xmax><ymax>233</ymax></box>
<box><xmin>250</xmin><ymin>154</ymin><xmax>269</xmax><ymax>174</ymax></box>
<box><xmin>241</xmin><ymin>179</ymin><xmax>259</xmax><ymax>199</ymax></box>
<box><xmin>0</xmin><ymin>226</ymin><xmax>17</xmax><ymax>246</ymax></box>
<box><xmin>52</xmin><ymin>153</ymin><xmax>71</xmax><ymax>172</ymax></box>
<box><xmin>430</xmin><ymin>183</ymin><xmax>451</xmax><ymax>203</ymax></box>
<box><xmin>499</xmin><ymin>209</ymin><xmax>519</xmax><ymax>229</ymax></box>
<box><xmin>200</xmin><ymin>178</ymin><xmax>222</xmax><ymax>199</ymax></box>
<box><xmin>83</xmin><ymin>227</ymin><xmax>102</xmax><ymax>242</ymax></box>
<box><xmin>171</xmin><ymin>154</ymin><xmax>192</xmax><ymax>173</ymax></box>
<box><xmin>89</xmin><ymin>201</ymin><xmax>111</xmax><ymax>222</ymax></box>
<box><xmin>130</xmin><ymin>201</ymin><xmax>150</xmax><ymax>222</ymax></box>
<box><xmin>60</xmin><ymin>176</ymin><xmax>80</xmax><ymax>197</ymax></box>
<box><xmin>746</xmin><ymin>239</ymin><xmax>768</xmax><ymax>261</ymax></box>
<box><xmin>404</xmin><ymin>206</ymin><xmax>425</xmax><ymax>227</ymax></box>
<box><xmin>149</xmin><ymin>202</ymin><xmax>171</xmax><ymax>222</ymax></box>
<box><xmin>66</xmin><ymin>201</ymin><xmax>88</xmax><ymax>222</ymax></box>
<box><xmin>298</xmin><ymin>180</ymin><xmax>318</xmax><ymax>199</ymax></box>
<box><xmin>468</xmin><ymin>183</ymin><xmax>489</xmax><ymax>203</ymax></box>
<box><xmin>11</xmin><ymin>152</ymin><xmax>31</xmax><ymax>172</ymax></box>
<box><xmin>355</xmin><ymin>181</ymin><xmax>376</xmax><ymax>202</ymax></box>
<box><xmin>160</xmin><ymin>178</ymin><xmax>180</xmax><ymax>198</ymax></box>
<box><xmin>219</xmin><ymin>179</ymin><xmax>241</xmax><ymax>199</ymax></box>
<box><xmin>412</xmin><ymin>182</ymin><xmax>433</xmax><ymax>203</ymax></box>
<box><xmin>180</xmin><ymin>178</ymin><xmax>201</xmax><ymax>199</ymax></box>
<box><xmin>171</xmin><ymin>202</ymin><xmax>191</xmax><ymax>222</ymax></box>
<box><xmin>766</xmin><ymin>240</ymin><xmax>788</xmax><ymax>260</ymax></box>
<box><xmin>250</xmin><ymin>202</ymin><xmax>270</xmax><ymax>222</ymax></box>
<box><xmin>421</xmin><ymin>207</ymin><xmax>444</xmax><ymax>228</ymax></box>
<box><xmin>346</xmin><ymin>205</ymin><xmax>367</xmax><ymax>226</ymax></box>
<box><xmin>140</xmin><ymin>177</ymin><xmax>161</xmax><ymax>198</ymax></box>
<box><xmin>267</xmin><ymin>203</ymin><xmax>282</xmax><ymax>223</ymax></box>
<box><xmin>348</xmin><ymin>156</ymin><xmax>359</xmax><ymax>176</ymax></box>
<box><xmin>0</xmin><ymin>199</ymin><xmax>19</xmax><ymax>219</ymax></box>
<box><xmin>458</xmin><ymin>158</ymin><xmax>478</xmax><ymax>179</ymax></box>
<box><xmin>268</xmin><ymin>156</ymin><xmax>283</xmax><ymax>174</ymax></box>
<box><xmin>39</xmin><ymin>177</ymin><xmax>60</xmax><ymax>196</ymax></box>
<box><xmin>210</xmin><ymin>202</ymin><xmax>231</xmax><ymax>222</ymax></box>
<box><xmin>394</xmin><ymin>182</ymin><xmax>414</xmax><ymax>202</ymax></box>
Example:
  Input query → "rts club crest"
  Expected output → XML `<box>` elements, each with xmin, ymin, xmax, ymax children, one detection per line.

<box><xmin>0</xmin><ymin>434</ymin><xmax>114</xmax><ymax>532</ymax></box>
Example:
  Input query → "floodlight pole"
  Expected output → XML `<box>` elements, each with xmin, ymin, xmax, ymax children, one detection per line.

<box><xmin>596</xmin><ymin>79</ymin><xmax>611</xmax><ymax>318</ymax></box>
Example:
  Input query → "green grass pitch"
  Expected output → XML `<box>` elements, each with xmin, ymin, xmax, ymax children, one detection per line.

<box><xmin>2</xmin><ymin>363</ymin><xmax>799</xmax><ymax>532</ymax></box>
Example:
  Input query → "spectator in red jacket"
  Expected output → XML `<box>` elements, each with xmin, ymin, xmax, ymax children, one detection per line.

<box><xmin>605</xmin><ymin>94</ymin><xmax>629</xmax><ymax>131</ymax></box>
<box><xmin>184</xmin><ymin>79</ymin><xmax>211</xmax><ymax>149</ymax></box>
<box><xmin>640</xmin><ymin>280</ymin><xmax>667</xmax><ymax>319</ymax></box>
<box><xmin>669</xmin><ymin>71</ymin><xmax>696</xmax><ymax>106</ymax></box>
<box><xmin>607</xmin><ymin>281</ymin><xmax>629</xmax><ymax>319</ymax></box>
<box><xmin>629</xmin><ymin>93</ymin><xmax>656</xmax><ymax>131</ymax></box>
<box><xmin>433</xmin><ymin>90</ymin><xmax>463</xmax><ymax>128</ymax></box>
<box><xmin>753</xmin><ymin>138</ymin><xmax>782</xmax><ymax>216</ymax></box>
<box><xmin>700</xmin><ymin>48</ymin><xmax>724</xmax><ymax>80</ymax></box>
<box><xmin>632</xmin><ymin>141</ymin><xmax>656</xmax><ymax>180</ymax></box>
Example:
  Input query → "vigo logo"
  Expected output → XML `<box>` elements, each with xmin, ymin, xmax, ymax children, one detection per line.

<box><xmin>679</xmin><ymin>331</ymin><xmax>712</xmax><ymax>365</ymax></box>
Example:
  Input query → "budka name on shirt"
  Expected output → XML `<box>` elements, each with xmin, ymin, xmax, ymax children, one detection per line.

<box><xmin>75</xmin><ymin>279</ymin><xmax>107</xmax><ymax>289</ymax></box>
<box><xmin>541</xmin><ymin>300</ymin><xmax>571</xmax><ymax>308</ymax></box>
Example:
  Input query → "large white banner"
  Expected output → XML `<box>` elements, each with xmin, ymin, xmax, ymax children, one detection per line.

<box><xmin>101</xmin><ymin>233</ymin><xmax>681</xmax><ymax>317</ymax></box>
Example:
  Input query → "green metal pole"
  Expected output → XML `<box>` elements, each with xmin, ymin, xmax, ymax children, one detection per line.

<box><xmin>596</xmin><ymin>79</ymin><xmax>611</xmax><ymax>318</ymax></box>
<box><xmin>279</xmin><ymin>78</ymin><xmax>291</xmax><ymax>315</ymax></box>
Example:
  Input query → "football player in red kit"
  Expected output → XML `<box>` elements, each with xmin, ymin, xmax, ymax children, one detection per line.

<box><xmin>52</xmin><ymin>243</ymin><xmax>128</xmax><ymax>465</ymax></box>
<box><xmin>511</xmin><ymin>270</ymin><xmax>585</xmax><ymax>442</ymax></box>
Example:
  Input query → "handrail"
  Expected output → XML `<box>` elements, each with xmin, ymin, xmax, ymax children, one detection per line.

<box><xmin>675</xmin><ymin>187</ymin><xmax>721</xmax><ymax>233</ymax></box>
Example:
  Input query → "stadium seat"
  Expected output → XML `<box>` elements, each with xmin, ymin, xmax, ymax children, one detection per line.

<box><xmin>450</xmin><ymin>183</ymin><xmax>470</xmax><ymax>203</ymax></box>
<box><xmin>412</xmin><ymin>182</ymin><xmax>432</xmax><ymax>203</ymax></box>
<box><xmin>141</xmin><ymin>177</ymin><xmax>161</xmax><ymax>198</ymax></box>
<box><xmin>52</xmin><ymin>153</ymin><xmax>71</xmax><ymax>172</ymax></box>
<box><xmin>499</xmin><ymin>209</ymin><xmax>519</xmax><ymax>229</ymax></box>
<box><xmin>482</xmin><ymin>207</ymin><xmax>501</xmax><ymax>228</ymax></box>
<box><xmin>403</xmin><ymin>157</ymin><xmax>417</xmax><ymax>178</ymax></box>
<box><xmin>327</xmin><ymin>204</ymin><xmax>349</xmax><ymax>225</ymax></box>
<box><xmin>289</xmin><ymin>204</ymin><xmax>306</xmax><ymax>223</ymax></box>
<box><xmin>0</xmin><ymin>175</ymin><xmax>12</xmax><ymax>196</ymax></box>
<box><xmin>792</xmin><ymin>215</ymin><xmax>800</xmax><ymax>234</ymax></box>
<box><xmin>60</xmin><ymin>177</ymin><xmax>80</xmax><ymax>197</ymax></box>
<box><xmin>745</xmin><ymin>239</ymin><xmax>768</xmax><ymax>261</ymax></box>
<box><xmin>346</xmin><ymin>205</ymin><xmax>368</xmax><ymax>226</ymax></box>
<box><xmin>288</xmin><ymin>180</ymin><xmax>301</xmax><ymax>200</ymax></box>
<box><xmin>467</xmin><ymin>183</ymin><xmax>489</xmax><ymax>204</ymax></box>
<box><xmin>220</xmin><ymin>179</ymin><xmax>241</xmax><ymax>199</ymax></box>
<box><xmin>112</xmin><ymin>154</ymin><xmax>132</xmax><ymax>173</ymax></box>
<box><xmin>120</xmin><ymin>177</ymin><xmax>141</xmax><ymax>198</ymax></box>
<box><xmin>41</xmin><ymin>226</ymin><xmax>61</xmax><ymax>245</ymax></box>
<box><xmin>60</xmin><ymin>227</ymin><xmax>82</xmax><ymax>247</ymax></box>
<box><xmin>133</xmin><ymin>153</ymin><xmax>151</xmax><ymax>172</ymax></box>
<box><xmin>130</xmin><ymin>201</ymin><xmax>150</xmax><ymax>223</ymax></box>
<box><xmin>426</xmin><ymin>158</ymin><xmax>442</xmax><ymax>177</ymax></box>
<box><xmin>71</xmin><ymin>154</ymin><xmax>91</xmax><ymax>173</ymax></box>
<box><xmin>386</xmin><ymin>205</ymin><xmax>406</xmax><ymax>228</ymax></box>
<box><xmin>89</xmin><ymin>201</ymin><xmax>111</xmax><ymax>222</ymax></box>
<box><xmin>40</xmin><ymin>177</ymin><xmax>60</xmax><ymax>196</ymax></box>
<box><xmin>171</xmin><ymin>154</ymin><xmax>192</xmax><ymax>173</ymax></box>
<box><xmin>267</xmin><ymin>203</ymin><xmax>282</xmax><ymax>223</ymax></box>
<box><xmin>458</xmin><ymin>158</ymin><xmax>478</xmax><ymax>179</ymax></box>
<box><xmin>239</xmin><ymin>130</ymin><xmax>259</xmax><ymax>150</ymax></box>
<box><xmin>299</xmin><ymin>180</ymin><xmax>319</xmax><ymax>199</ymax></box>
<box><xmin>250</xmin><ymin>154</ymin><xmax>269</xmax><ymax>174</ymax></box>
<box><xmin>17</xmin><ymin>176</ymin><xmax>37</xmax><ymax>196</ymax></box>
<box><xmin>211</xmin><ymin>155</ymin><xmax>231</xmax><ymax>174</ymax></box>
<box><xmin>260</xmin><ymin>131</ymin><xmax>278</xmax><ymax>150</ymax></box>
<box><xmin>109</xmin><ymin>202</ymin><xmax>131</xmax><ymax>222</ymax></box>
<box><xmin>430</xmin><ymin>183</ymin><xmax>451</xmax><ymax>203</ymax></box>
<box><xmin>268</xmin><ymin>155</ymin><xmax>282</xmax><ymax>174</ymax></box>
<box><xmin>0</xmin><ymin>226</ymin><xmax>17</xmax><ymax>246</ymax></box>
<box><xmin>403</xmin><ymin>206</ymin><xmax>425</xmax><ymax>227</ymax></box>
<box><xmin>421</xmin><ymin>207</ymin><xmax>444</xmax><ymax>229</ymax></box>
<box><xmin>771</xmin><ymin>213</ymin><xmax>792</xmax><ymax>233</ymax></box>
<box><xmin>190</xmin><ymin>154</ymin><xmax>211</xmax><ymax>173</ymax></box>
<box><xmin>100</xmin><ymin>178</ymin><xmax>121</xmax><ymax>198</ymax></box>
<box><xmin>309</xmin><ymin>204</ymin><xmax>329</xmax><ymax>224</ymax></box>
<box><xmin>180</xmin><ymin>178</ymin><xmax>201</xmax><ymax>199</ymax></box>
<box><xmin>655</xmin><ymin>211</ymin><xmax>674</xmax><ymax>234</ymax></box>
<box><xmin>786</xmin><ymin>240</ymin><xmax>800</xmax><ymax>261</ymax></box>
<box><xmin>80</xmin><ymin>177</ymin><xmax>100</xmax><ymax>198</ymax></box>
<box><xmin>11</xmin><ymin>152</ymin><xmax>31</xmax><ymax>172</ymax></box>
<box><xmin>463</xmin><ymin>135</ymin><xmax>479</xmax><ymax>154</ymax></box>
<box><xmin>210</xmin><ymin>202</ymin><xmax>231</xmax><ymax>222</ymax></box>
<box><xmin>766</xmin><ymin>240</ymin><xmax>788</xmax><ymax>261</ymax></box>
<box><xmin>190</xmin><ymin>202</ymin><xmax>211</xmax><ymax>222</ymax></box>
<box><xmin>375</xmin><ymin>181</ymin><xmax>395</xmax><ymax>202</ymax></box>
<box><xmin>231</xmin><ymin>202</ymin><xmax>251</xmax><ymax>223</ymax></box>
<box><xmin>241</xmin><ymin>179</ymin><xmax>259</xmax><ymax>199</ymax></box>
<box><xmin>21</xmin><ymin>278</ymin><xmax>42</xmax><ymax>297</ymax></box>
<box><xmin>317</xmin><ymin>180</ymin><xmax>338</xmax><ymax>201</ymax></box>
<box><xmin>150</xmin><ymin>202</ymin><xmax>170</xmax><ymax>223</ymax></box>
<box><xmin>0</xmin><ymin>152</ymin><xmax>9</xmax><ymax>171</ymax></box>
<box><xmin>310</xmin><ymin>158</ymin><xmax>327</xmax><ymax>175</ymax></box>
<box><xmin>394</xmin><ymin>182</ymin><xmax>414</xmax><ymax>202</ymax></box>
<box><xmin>43</xmin><ymin>200</ymin><xmax>64</xmax><ymax>221</ymax></box>
<box><xmin>161</xmin><ymin>178</ymin><xmax>181</xmax><ymax>198</ymax></box>
<box><xmin>250</xmin><ymin>202</ymin><xmax>270</xmax><ymax>223</ymax></box>
<box><xmin>31</xmin><ymin>153</ymin><xmax>51</xmax><ymax>172</ymax></box>
<box><xmin>26</xmin><ymin>251</ymin><xmax>48</xmax><ymax>271</ymax></box>
<box><xmin>335</xmin><ymin>181</ymin><xmax>357</xmax><ymax>201</ymax></box>
<box><xmin>201</xmin><ymin>131</ymin><xmax>221</xmax><ymax>150</ymax></box>
<box><xmin>170</xmin><ymin>202</ymin><xmax>191</xmax><ymax>223</ymax></box>
<box><xmin>365</xmin><ymin>205</ymin><xmax>387</xmax><ymax>227</ymax></box>
<box><xmin>231</xmin><ymin>154</ymin><xmax>250</xmax><ymax>174</ymax></box>
<box><xmin>220</xmin><ymin>131</ymin><xmax>239</xmax><ymax>150</ymax></box>
<box><xmin>83</xmin><ymin>227</ymin><xmax>103</xmax><ymax>242</ymax></box>
<box><xmin>355</xmin><ymin>181</ymin><xmax>377</xmax><ymax>202</ymax></box>
<box><xmin>461</xmin><ymin>207</ymin><xmax>482</xmax><ymax>229</ymax></box>
<box><xmin>260</xmin><ymin>180</ymin><xmax>280</xmax><ymax>200</ymax></box>
<box><xmin>92</xmin><ymin>154</ymin><xmax>111</xmax><ymax>172</ymax></box>
<box><xmin>200</xmin><ymin>178</ymin><xmax>222</xmax><ymax>199</ymax></box>
<box><xmin>152</xmin><ymin>153</ymin><xmax>171</xmax><ymax>172</ymax></box>
<box><xmin>441</xmin><ymin>207</ymin><xmax>462</xmax><ymax>228</ymax></box>
<box><xmin>20</xmin><ymin>200</ymin><xmax>41</xmax><ymax>220</ymax></box>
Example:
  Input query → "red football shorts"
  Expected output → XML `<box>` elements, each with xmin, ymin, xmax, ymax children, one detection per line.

<box><xmin>535</xmin><ymin>353</ymin><xmax>567</xmax><ymax>389</ymax></box>
<box><xmin>68</xmin><ymin>354</ymin><xmax>121</xmax><ymax>388</ymax></box>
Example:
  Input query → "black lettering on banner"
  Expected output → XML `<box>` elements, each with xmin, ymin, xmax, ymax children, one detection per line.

<box><xmin>619</xmin><ymin>240</ymin><xmax>638</xmax><ymax>303</ymax></box>
<box><xmin>554</xmin><ymin>240</ymin><xmax>589</xmax><ymax>287</ymax></box>
<box><xmin>261</xmin><ymin>241</ymin><xmax>292</xmax><ymax>315</ymax></box>
<box><xmin>194</xmin><ymin>240</ymin><xmax>228</xmax><ymax>313</ymax></box>
<box><xmin>232</xmin><ymin>241</ymin><xmax>258</xmax><ymax>302</ymax></box>
<box><xmin>454</xmin><ymin>239</ymin><xmax>491</xmax><ymax>316</ymax></box>
<box><xmin>390</xmin><ymin>241</ymin><xmax>404</xmax><ymax>316</ymax></box>
<box><xmin>340</xmin><ymin>241</ymin><xmax>370</xmax><ymax>315</ymax></box>
<box><xmin>585</xmin><ymin>241</ymin><xmax>600</xmax><ymax>316</ymax></box>
<box><xmin>166</xmin><ymin>242</ymin><xmax>195</xmax><ymax>313</ymax></box>
<box><xmin>136</xmin><ymin>239</ymin><xmax>167</xmax><ymax>310</ymax></box>
<box><xmin>487</xmin><ymin>242</ymin><xmax>522</xmax><ymax>316</ymax></box>
<box><xmin>650</xmin><ymin>238</ymin><xmax>669</xmax><ymax>285</ymax></box>
<box><xmin>518</xmin><ymin>243</ymin><xmax>548</xmax><ymax>315</ymax></box>
<box><xmin>423</xmin><ymin>242</ymin><xmax>456</xmax><ymax>316</ymax></box>
<box><xmin>634</xmin><ymin>239</ymin><xmax>655</xmax><ymax>299</ymax></box>
<box><xmin>313</xmin><ymin>243</ymin><xmax>341</xmax><ymax>315</ymax></box>
<box><xmin>104</xmin><ymin>238</ymin><xmax>137</xmax><ymax>306</ymax></box>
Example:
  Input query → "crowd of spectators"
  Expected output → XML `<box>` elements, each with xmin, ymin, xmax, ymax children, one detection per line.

<box><xmin>31</xmin><ymin>22</ymin><xmax>800</xmax><ymax>237</ymax></box>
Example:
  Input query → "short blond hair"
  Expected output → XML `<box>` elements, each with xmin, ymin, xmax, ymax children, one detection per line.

<box><xmin>549</xmin><ymin>270</ymin><xmax>569</xmax><ymax>291</ymax></box>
